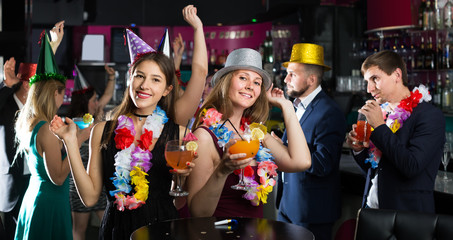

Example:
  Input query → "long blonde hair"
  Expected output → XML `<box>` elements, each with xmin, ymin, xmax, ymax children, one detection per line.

<box><xmin>15</xmin><ymin>79</ymin><xmax>65</xmax><ymax>156</ymax></box>
<box><xmin>192</xmin><ymin>70</ymin><xmax>269</xmax><ymax>131</ymax></box>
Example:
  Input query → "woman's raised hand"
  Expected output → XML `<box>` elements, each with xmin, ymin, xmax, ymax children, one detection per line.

<box><xmin>182</xmin><ymin>5</ymin><xmax>202</xmax><ymax>30</ymax></box>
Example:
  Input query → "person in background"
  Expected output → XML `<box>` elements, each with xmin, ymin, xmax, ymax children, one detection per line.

<box><xmin>14</xmin><ymin>27</ymin><xmax>86</xmax><ymax>239</ymax></box>
<box><xmin>0</xmin><ymin>20</ymin><xmax>64</xmax><ymax>240</ymax></box>
<box><xmin>0</xmin><ymin>58</ymin><xmax>36</xmax><ymax>240</ymax></box>
<box><xmin>346</xmin><ymin>50</ymin><xmax>444</xmax><ymax>213</ymax></box>
<box><xmin>187</xmin><ymin>48</ymin><xmax>312</xmax><ymax>218</ymax></box>
<box><xmin>66</xmin><ymin>64</ymin><xmax>116</xmax><ymax>240</ymax></box>
<box><xmin>49</xmin><ymin>5</ymin><xmax>207</xmax><ymax>239</ymax></box>
<box><xmin>274</xmin><ymin>43</ymin><xmax>346</xmax><ymax>240</ymax></box>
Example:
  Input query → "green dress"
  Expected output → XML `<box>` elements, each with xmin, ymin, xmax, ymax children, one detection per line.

<box><xmin>14</xmin><ymin>121</ymin><xmax>72</xmax><ymax>240</ymax></box>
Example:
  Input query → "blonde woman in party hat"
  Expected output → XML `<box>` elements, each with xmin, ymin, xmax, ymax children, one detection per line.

<box><xmin>49</xmin><ymin>5</ymin><xmax>207</xmax><ymax>239</ymax></box>
<box><xmin>13</xmin><ymin>28</ymin><xmax>81</xmax><ymax>239</ymax></box>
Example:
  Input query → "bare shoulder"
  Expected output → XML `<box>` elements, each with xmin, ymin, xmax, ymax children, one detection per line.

<box><xmin>193</xmin><ymin>125</ymin><xmax>214</xmax><ymax>143</ymax></box>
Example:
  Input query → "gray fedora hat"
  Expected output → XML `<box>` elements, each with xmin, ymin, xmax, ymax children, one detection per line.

<box><xmin>211</xmin><ymin>48</ymin><xmax>272</xmax><ymax>90</ymax></box>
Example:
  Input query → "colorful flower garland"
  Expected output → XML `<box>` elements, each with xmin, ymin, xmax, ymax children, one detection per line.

<box><xmin>201</xmin><ymin>108</ymin><xmax>278</xmax><ymax>206</ymax></box>
<box><xmin>110</xmin><ymin>106</ymin><xmax>168</xmax><ymax>211</ymax></box>
<box><xmin>366</xmin><ymin>85</ymin><xmax>431</xmax><ymax>168</ymax></box>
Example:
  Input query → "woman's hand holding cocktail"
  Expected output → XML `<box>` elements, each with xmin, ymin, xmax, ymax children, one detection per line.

<box><xmin>50</xmin><ymin>116</ymin><xmax>92</xmax><ymax>147</ymax></box>
<box><xmin>173</xmin><ymin>162</ymin><xmax>196</xmax><ymax>177</ymax></box>
<box><xmin>216</xmin><ymin>140</ymin><xmax>253</xmax><ymax>176</ymax></box>
<box><xmin>49</xmin><ymin>116</ymin><xmax>77</xmax><ymax>142</ymax></box>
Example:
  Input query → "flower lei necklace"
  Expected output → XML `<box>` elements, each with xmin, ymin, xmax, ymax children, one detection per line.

<box><xmin>110</xmin><ymin>106</ymin><xmax>168</xmax><ymax>211</ymax></box>
<box><xmin>201</xmin><ymin>108</ymin><xmax>278</xmax><ymax>206</ymax></box>
<box><xmin>366</xmin><ymin>85</ymin><xmax>431</xmax><ymax>168</ymax></box>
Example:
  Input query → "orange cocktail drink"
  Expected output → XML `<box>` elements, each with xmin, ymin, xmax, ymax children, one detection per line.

<box><xmin>165</xmin><ymin>150</ymin><xmax>194</xmax><ymax>169</ymax></box>
<box><xmin>229</xmin><ymin>139</ymin><xmax>260</xmax><ymax>160</ymax></box>
<box><xmin>355</xmin><ymin>120</ymin><xmax>371</xmax><ymax>144</ymax></box>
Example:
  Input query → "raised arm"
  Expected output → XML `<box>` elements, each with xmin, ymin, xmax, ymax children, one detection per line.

<box><xmin>174</xmin><ymin>5</ymin><xmax>208</xmax><ymax>125</ymax></box>
<box><xmin>49</xmin><ymin>20</ymin><xmax>65</xmax><ymax>54</ymax></box>
<box><xmin>263</xmin><ymin>88</ymin><xmax>311</xmax><ymax>172</ymax></box>
<box><xmin>96</xmin><ymin>64</ymin><xmax>116</xmax><ymax>119</ymax></box>
<box><xmin>173</xmin><ymin>33</ymin><xmax>185</xmax><ymax>71</ymax></box>
<box><xmin>49</xmin><ymin>116</ymin><xmax>104</xmax><ymax>206</ymax></box>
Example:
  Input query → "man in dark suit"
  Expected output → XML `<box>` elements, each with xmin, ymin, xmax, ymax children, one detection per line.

<box><xmin>276</xmin><ymin>43</ymin><xmax>346</xmax><ymax>240</ymax></box>
<box><xmin>346</xmin><ymin>50</ymin><xmax>444</xmax><ymax>213</ymax></box>
<box><xmin>0</xmin><ymin>58</ymin><xmax>35</xmax><ymax>240</ymax></box>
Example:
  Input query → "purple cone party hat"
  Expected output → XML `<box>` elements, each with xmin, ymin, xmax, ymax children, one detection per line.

<box><xmin>126</xmin><ymin>29</ymin><xmax>156</xmax><ymax>64</ymax></box>
<box><xmin>157</xmin><ymin>28</ymin><xmax>171</xmax><ymax>58</ymax></box>
<box><xmin>29</xmin><ymin>31</ymin><xmax>66</xmax><ymax>85</ymax></box>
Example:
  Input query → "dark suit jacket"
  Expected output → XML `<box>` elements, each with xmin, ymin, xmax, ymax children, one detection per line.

<box><xmin>353</xmin><ymin>102</ymin><xmax>445</xmax><ymax>213</ymax></box>
<box><xmin>277</xmin><ymin>90</ymin><xmax>346</xmax><ymax>224</ymax></box>
<box><xmin>0</xmin><ymin>83</ymin><xmax>29</xmax><ymax>212</ymax></box>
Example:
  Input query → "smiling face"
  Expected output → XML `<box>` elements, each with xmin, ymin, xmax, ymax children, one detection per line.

<box><xmin>129</xmin><ymin>60</ymin><xmax>173</xmax><ymax>114</ymax></box>
<box><xmin>364</xmin><ymin>65</ymin><xmax>400</xmax><ymax>104</ymax></box>
<box><xmin>227</xmin><ymin>70</ymin><xmax>263</xmax><ymax>110</ymax></box>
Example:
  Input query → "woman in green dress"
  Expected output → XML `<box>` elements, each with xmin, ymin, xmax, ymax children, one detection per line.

<box><xmin>13</xmin><ymin>30</ymin><xmax>88</xmax><ymax>239</ymax></box>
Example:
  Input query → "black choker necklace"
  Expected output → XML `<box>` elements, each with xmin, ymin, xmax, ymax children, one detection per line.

<box><xmin>133</xmin><ymin>112</ymin><xmax>151</xmax><ymax>121</ymax></box>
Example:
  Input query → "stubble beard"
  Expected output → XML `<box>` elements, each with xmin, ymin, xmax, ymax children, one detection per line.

<box><xmin>287</xmin><ymin>85</ymin><xmax>309</xmax><ymax>99</ymax></box>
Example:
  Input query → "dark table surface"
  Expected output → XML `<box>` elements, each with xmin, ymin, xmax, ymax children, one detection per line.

<box><xmin>130</xmin><ymin>217</ymin><xmax>314</xmax><ymax>240</ymax></box>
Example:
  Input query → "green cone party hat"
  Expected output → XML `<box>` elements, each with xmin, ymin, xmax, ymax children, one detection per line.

<box><xmin>29</xmin><ymin>31</ymin><xmax>66</xmax><ymax>85</ymax></box>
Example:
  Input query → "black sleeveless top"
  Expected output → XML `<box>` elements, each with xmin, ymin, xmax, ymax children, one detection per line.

<box><xmin>99</xmin><ymin>119</ymin><xmax>179</xmax><ymax>240</ymax></box>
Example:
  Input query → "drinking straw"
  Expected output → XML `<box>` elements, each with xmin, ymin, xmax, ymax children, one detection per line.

<box><xmin>218</xmin><ymin>119</ymin><xmax>244</xmax><ymax>140</ymax></box>
<box><xmin>182</xmin><ymin>119</ymin><xmax>191</xmax><ymax>144</ymax></box>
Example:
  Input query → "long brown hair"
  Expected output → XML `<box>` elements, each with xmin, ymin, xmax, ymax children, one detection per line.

<box><xmin>102</xmin><ymin>52</ymin><xmax>178</xmax><ymax>146</ymax></box>
<box><xmin>192</xmin><ymin>70</ymin><xmax>269</xmax><ymax>131</ymax></box>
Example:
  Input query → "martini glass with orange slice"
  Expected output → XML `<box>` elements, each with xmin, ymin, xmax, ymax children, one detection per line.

<box><xmin>230</xmin><ymin>124</ymin><xmax>266</xmax><ymax>190</ymax></box>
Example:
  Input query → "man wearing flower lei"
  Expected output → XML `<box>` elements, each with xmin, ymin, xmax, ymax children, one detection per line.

<box><xmin>187</xmin><ymin>48</ymin><xmax>311</xmax><ymax>218</ymax></box>
<box><xmin>346</xmin><ymin>50</ymin><xmax>445</xmax><ymax>214</ymax></box>
<box><xmin>49</xmin><ymin>5</ymin><xmax>208</xmax><ymax>239</ymax></box>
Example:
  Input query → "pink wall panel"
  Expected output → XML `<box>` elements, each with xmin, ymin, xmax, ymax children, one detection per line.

<box><xmin>367</xmin><ymin>0</ymin><xmax>416</xmax><ymax>30</ymax></box>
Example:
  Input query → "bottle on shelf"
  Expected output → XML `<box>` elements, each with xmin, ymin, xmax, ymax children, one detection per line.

<box><xmin>415</xmin><ymin>36</ymin><xmax>426</xmax><ymax>69</ymax></box>
<box><xmin>420</xmin><ymin>0</ymin><xmax>427</xmax><ymax>28</ymax></box>
<box><xmin>263</xmin><ymin>30</ymin><xmax>274</xmax><ymax>64</ymax></box>
<box><xmin>210</xmin><ymin>48</ymin><xmax>217</xmax><ymax>66</ymax></box>
<box><xmin>443</xmin><ymin>74</ymin><xmax>451</xmax><ymax>110</ymax></box>
<box><xmin>437</xmin><ymin>36</ymin><xmax>443</xmax><ymax>68</ymax></box>
<box><xmin>445</xmin><ymin>32</ymin><xmax>452</xmax><ymax>69</ymax></box>
<box><xmin>449</xmin><ymin>74</ymin><xmax>453</xmax><ymax>111</ymax></box>
<box><xmin>435</xmin><ymin>0</ymin><xmax>444</xmax><ymax>29</ymax></box>
<box><xmin>423</xmin><ymin>0</ymin><xmax>435</xmax><ymax>30</ymax></box>
<box><xmin>425</xmin><ymin>36</ymin><xmax>436</xmax><ymax>69</ymax></box>
<box><xmin>444</xmin><ymin>0</ymin><xmax>453</xmax><ymax>28</ymax></box>
<box><xmin>435</xmin><ymin>73</ymin><xmax>443</xmax><ymax>107</ymax></box>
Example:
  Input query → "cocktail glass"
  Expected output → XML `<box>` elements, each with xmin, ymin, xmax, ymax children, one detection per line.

<box><xmin>229</xmin><ymin>139</ymin><xmax>260</xmax><ymax>190</ymax></box>
<box><xmin>165</xmin><ymin>140</ymin><xmax>195</xmax><ymax>196</ymax></box>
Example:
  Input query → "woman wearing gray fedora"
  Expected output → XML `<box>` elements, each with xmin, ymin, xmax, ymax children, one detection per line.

<box><xmin>187</xmin><ymin>48</ymin><xmax>312</xmax><ymax>218</ymax></box>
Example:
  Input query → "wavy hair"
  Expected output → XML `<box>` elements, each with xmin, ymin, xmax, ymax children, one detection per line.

<box><xmin>15</xmin><ymin>79</ymin><xmax>65</xmax><ymax>157</ymax></box>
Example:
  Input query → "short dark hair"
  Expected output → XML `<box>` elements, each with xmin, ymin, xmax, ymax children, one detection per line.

<box><xmin>361</xmin><ymin>50</ymin><xmax>408</xmax><ymax>86</ymax></box>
